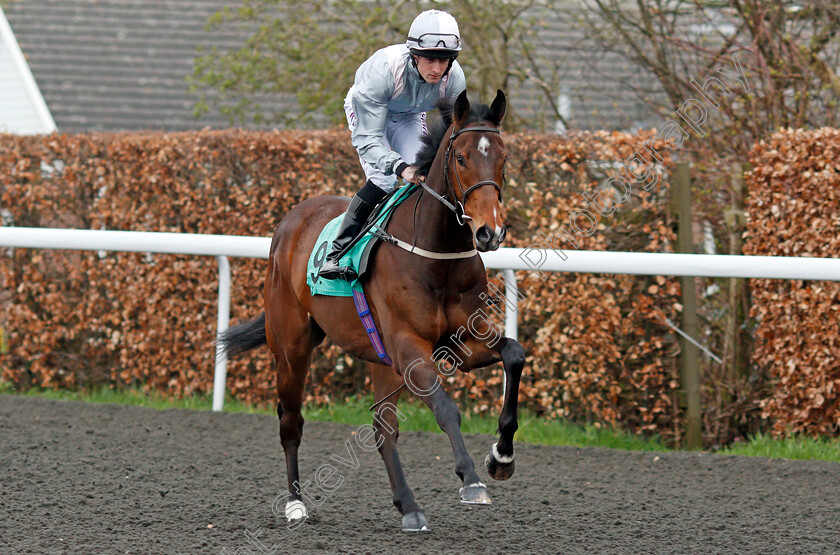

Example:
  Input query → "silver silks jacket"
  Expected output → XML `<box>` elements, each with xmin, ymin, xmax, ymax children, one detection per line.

<box><xmin>345</xmin><ymin>44</ymin><xmax>467</xmax><ymax>176</ymax></box>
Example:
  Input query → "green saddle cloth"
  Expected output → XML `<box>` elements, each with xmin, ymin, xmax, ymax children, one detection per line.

<box><xmin>306</xmin><ymin>185</ymin><xmax>415</xmax><ymax>297</ymax></box>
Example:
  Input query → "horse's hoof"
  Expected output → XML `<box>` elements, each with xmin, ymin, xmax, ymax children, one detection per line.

<box><xmin>402</xmin><ymin>511</ymin><xmax>430</xmax><ymax>532</ymax></box>
<box><xmin>285</xmin><ymin>499</ymin><xmax>308</xmax><ymax>522</ymax></box>
<box><xmin>485</xmin><ymin>443</ymin><xmax>515</xmax><ymax>480</ymax></box>
<box><xmin>459</xmin><ymin>482</ymin><xmax>492</xmax><ymax>505</ymax></box>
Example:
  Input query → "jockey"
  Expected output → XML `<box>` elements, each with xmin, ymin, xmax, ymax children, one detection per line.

<box><xmin>318</xmin><ymin>9</ymin><xmax>467</xmax><ymax>281</ymax></box>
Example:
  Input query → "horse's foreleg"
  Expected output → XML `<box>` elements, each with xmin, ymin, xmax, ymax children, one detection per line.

<box><xmin>369</xmin><ymin>364</ymin><xmax>428</xmax><ymax>532</ymax></box>
<box><xmin>485</xmin><ymin>337</ymin><xmax>525</xmax><ymax>480</ymax></box>
<box><xmin>396</xmin><ymin>340</ymin><xmax>490</xmax><ymax>505</ymax></box>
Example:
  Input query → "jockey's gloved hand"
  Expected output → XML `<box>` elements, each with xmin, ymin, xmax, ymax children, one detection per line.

<box><xmin>399</xmin><ymin>165</ymin><xmax>424</xmax><ymax>185</ymax></box>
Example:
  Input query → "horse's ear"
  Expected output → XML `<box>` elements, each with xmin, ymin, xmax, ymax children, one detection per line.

<box><xmin>488</xmin><ymin>89</ymin><xmax>506</xmax><ymax>126</ymax></box>
<box><xmin>453</xmin><ymin>90</ymin><xmax>470</xmax><ymax>128</ymax></box>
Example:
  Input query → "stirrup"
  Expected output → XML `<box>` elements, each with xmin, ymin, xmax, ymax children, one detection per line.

<box><xmin>318</xmin><ymin>257</ymin><xmax>359</xmax><ymax>281</ymax></box>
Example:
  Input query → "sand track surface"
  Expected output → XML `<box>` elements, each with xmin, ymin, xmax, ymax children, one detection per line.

<box><xmin>1</xmin><ymin>396</ymin><xmax>838</xmax><ymax>554</ymax></box>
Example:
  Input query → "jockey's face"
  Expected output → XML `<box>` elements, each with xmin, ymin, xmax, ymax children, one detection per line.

<box><xmin>414</xmin><ymin>55</ymin><xmax>451</xmax><ymax>84</ymax></box>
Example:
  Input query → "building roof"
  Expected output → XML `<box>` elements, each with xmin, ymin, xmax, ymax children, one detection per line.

<box><xmin>0</xmin><ymin>5</ymin><xmax>56</xmax><ymax>134</ymax></box>
<box><xmin>4</xmin><ymin>0</ymin><xmax>657</xmax><ymax>133</ymax></box>
<box><xmin>3</xmin><ymin>0</ymin><xmax>295</xmax><ymax>133</ymax></box>
<box><xmin>517</xmin><ymin>9</ymin><xmax>662</xmax><ymax>133</ymax></box>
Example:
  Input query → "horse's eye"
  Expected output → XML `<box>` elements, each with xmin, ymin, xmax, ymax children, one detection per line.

<box><xmin>456</xmin><ymin>155</ymin><xmax>466</xmax><ymax>167</ymax></box>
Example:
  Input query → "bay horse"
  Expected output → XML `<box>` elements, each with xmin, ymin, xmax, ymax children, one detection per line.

<box><xmin>220</xmin><ymin>90</ymin><xmax>525</xmax><ymax>533</ymax></box>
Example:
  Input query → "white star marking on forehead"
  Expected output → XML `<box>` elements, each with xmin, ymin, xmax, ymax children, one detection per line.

<box><xmin>478</xmin><ymin>137</ymin><xmax>490</xmax><ymax>158</ymax></box>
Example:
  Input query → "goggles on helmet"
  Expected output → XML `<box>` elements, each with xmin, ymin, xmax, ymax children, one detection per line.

<box><xmin>407</xmin><ymin>33</ymin><xmax>461</xmax><ymax>52</ymax></box>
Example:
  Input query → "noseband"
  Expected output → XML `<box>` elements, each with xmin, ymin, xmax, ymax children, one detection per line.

<box><xmin>419</xmin><ymin>125</ymin><xmax>503</xmax><ymax>226</ymax></box>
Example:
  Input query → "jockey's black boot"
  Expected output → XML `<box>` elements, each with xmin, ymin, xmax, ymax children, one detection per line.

<box><xmin>318</xmin><ymin>180</ymin><xmax>387</xmax><ymax>281</ymax></box>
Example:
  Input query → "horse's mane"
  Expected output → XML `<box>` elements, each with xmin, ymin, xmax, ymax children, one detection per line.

<box><xmin>415</xmin><ymin>97</ymin><xmax>495</xmax><ymax>178</ymax></box>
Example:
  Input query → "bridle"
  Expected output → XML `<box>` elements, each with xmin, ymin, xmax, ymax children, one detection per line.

<box><xmin>418</xmin><ymin>125</ymin><xmax>504</xmax><ymax>226</ymax></box>
<box><xmin>368</xmin><ymin>122</ymin><xmax>505</xmax><ymax>265</ymax></box>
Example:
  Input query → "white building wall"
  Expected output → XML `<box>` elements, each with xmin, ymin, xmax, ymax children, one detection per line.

<box><xmin>0</xmin><ymin>6</ymin><xmax>56</xmax><ymax>134</ymax></box>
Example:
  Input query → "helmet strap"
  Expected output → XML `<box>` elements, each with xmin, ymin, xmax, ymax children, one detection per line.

<box><xmin>442</xmin><ymin>57</ymin><xmax>455</xmax><ymax>78</ymax></box>
<box><xmin>410</xmin><ymin>54</ymin><xmax>425</xmax><ymax>83</ymax></box>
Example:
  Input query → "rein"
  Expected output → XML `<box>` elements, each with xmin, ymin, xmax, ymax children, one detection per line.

<box><xmin>366</xmin><ymin>185</ymin><xmax>478</xmax><ymax>261</ymax></box>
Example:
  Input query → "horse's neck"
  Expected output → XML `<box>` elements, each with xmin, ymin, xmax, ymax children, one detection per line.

<box><xmin>422</xmin><ymin>186</ymin><xmax>473</xmax><ymax>250</ymax></box>
<box><xmin>388</xmin><ymin>126</ymin><xmax>474</xmax><ymax>259</ymax></box>
<box><xmin>409</xmin><ymin>150</ymin><xmax>475</xmax><ymax>254</ymax></box>
<box><xmin>387</xmin><ymin>184</ymin><xmax>473</xmax><ymax>264</ymax></box>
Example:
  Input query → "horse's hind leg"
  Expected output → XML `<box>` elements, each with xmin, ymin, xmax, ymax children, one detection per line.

<box><xmin>266</xmin><ymin>295</ymin><xmax>324</xmax><ymax>523</ymax></box>
<box><xmin>369</xmin><ymin>364</ymin><xmax>429</xmax><ymax>532</ymax></box>
<box><xmin>274</xmin><ymin>351</ymin><xmax>310</xmax><ymax>522</ymax></box>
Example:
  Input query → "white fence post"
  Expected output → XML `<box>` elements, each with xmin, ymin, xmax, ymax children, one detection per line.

<box><xmin>502</xmin><ymin>269</ymin><xmax>518</xmax><ymax>341</ymax></box>
<box><xmin>213</xmin><ymin>255</ymin><xmax>231</xmax><ymax>412</ymax></box>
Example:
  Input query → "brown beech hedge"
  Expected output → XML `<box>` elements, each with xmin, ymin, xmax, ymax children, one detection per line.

<box><xmin>0</xmin><ymin>127</ymin><xmax>726</xmax><ymax>443</ymax></box>
<box><xmin>744</xmin><ymin>128</ymin><xmax>840</xmax><ymax>435</ymax></box>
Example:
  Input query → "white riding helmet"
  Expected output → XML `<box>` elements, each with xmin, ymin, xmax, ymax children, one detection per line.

<box><xmin>406</xmin><ymin>10</ymin><xmax>462</xmax><ymax>59</ymax></box>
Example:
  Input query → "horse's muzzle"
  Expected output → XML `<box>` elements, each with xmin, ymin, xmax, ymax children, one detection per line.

<box><xmin>475</xmin><ymin>224</ymin><xmax>505</xmax><ymax>252</ymax></box>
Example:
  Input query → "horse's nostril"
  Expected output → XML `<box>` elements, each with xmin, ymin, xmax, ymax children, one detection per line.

<box><xmin>476</xmin><ymin>226</ymin><xmax>492</xmax><ymax>244</ymax></box>
<box><xmin>499</xmin><ymin>226</ymin><xmax>507</xmax><ymax>243</ymax></box>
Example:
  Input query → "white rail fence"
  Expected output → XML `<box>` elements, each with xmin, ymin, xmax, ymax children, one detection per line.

<box><xmin>3</xmin><ymin>226</ymin><xmax>840</xmax><ymax>412</ymax></box>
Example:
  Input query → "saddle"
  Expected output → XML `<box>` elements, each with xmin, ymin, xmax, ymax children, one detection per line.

<box><xmin>306</xmin><ymin>184</ymin><xmax>416</xmax><ymax>297</ymax></box>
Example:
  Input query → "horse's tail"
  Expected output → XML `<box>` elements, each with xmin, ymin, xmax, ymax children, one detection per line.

<box><xmin>218</xmin><ymin>312</ymin><xmax>267</xmax><ymax>357</ymax></box>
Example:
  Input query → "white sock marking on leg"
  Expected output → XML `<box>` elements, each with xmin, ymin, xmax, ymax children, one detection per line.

<box><xmin>492</xmin><ymin>442</ymin><xmax>515</xmax><ymax>464</ymax></box>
